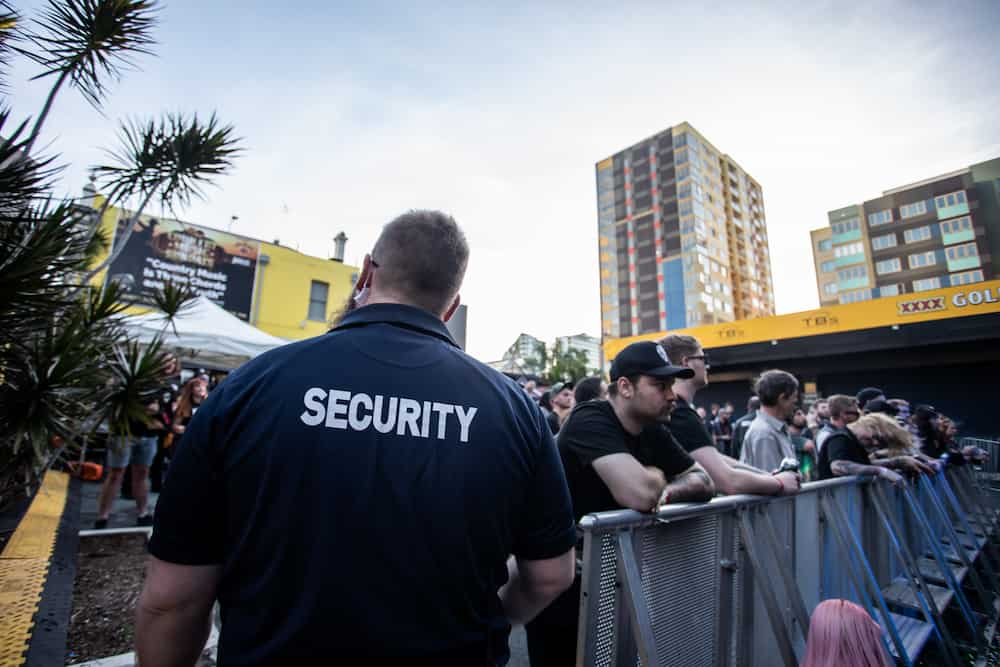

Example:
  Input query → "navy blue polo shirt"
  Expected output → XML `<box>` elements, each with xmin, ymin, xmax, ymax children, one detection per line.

<box><xmin>149</xmin><ymin>303</ymin><xmax>576</xmax><ymax>666</ymax></box>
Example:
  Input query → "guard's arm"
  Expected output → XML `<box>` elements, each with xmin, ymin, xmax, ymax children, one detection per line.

<box><xmin>136</xmin><ymin>557</ymin><xmax>221</xmax><ymax>667</ymax></box>
<box><xmin>592</xmin><ymin>453</ymin><xmax>667</xmax><ymax>511</ymax></box>
<box><xmin>658</xmin><ymin>461</ymin><xmax>715</xmax><ymax>505</ymax></box>
<box><xmin>499</xmin><ymin>550</ymin><xmax>575</xmax><ymax>625</ymax></box>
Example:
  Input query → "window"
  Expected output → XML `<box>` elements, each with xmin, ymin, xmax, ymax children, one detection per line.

<box><xmin>823</xmin><ymin>282</ymin><xmax>839</xmax><ymax>296</ymax></box>
<box><xmin>907</xmin><ymin>251</ymin><xmax>937</xmax><ymax>269</ymax></box>
<box><xmin>879</xmin><ymin>284</ymin><xmax>901</xmax><ymax>297</ymax></box>
<box><xmin>946</xmin><ymin>242</ymin><xmax>979</xmax><ymax>261</ymax></box>
<box><xmin>899</xmin><ymin>201</ymin><xmax>928</xmax><ymax>219</ymax></box>
<box><xmin>820</xmin><ymin>260</ymin><xmax>836</xmax><ymax>273</ymax></box>
<box><xmin>834</xmin><ymin>241</ymin><xmax>864</xmax><ymax>258</ymax></box>
<box><xmin>940</xmin><ymin>216</ymin><xmax>972</xmax><ymax>234</ymax></box>
<box><xmin>817</xmin><ymin>239</ymin><xmax>832</xmax><ymax>252</ymax></box>
<box><xmin>308</xmin><ymin>280</ymin><xmax>329</xmax><ymax>321</ymax></box>
<box><xmin>867</xmin><ymin>209</ymin><xmax>893</xmax><ymax>226</ymax></box>
<box><xmin>950</xmin><ymin>269</ymin><xmax>984</xmax><ymax>286</ymax></box>
<box><xmin>875</xmin><ymin>258</ymin><xmax>902</xmax><ymax>275</ymax></box>
<box><xmin>912</xmin><ymin>277</ymin><xmax>942</xmax><ymax>292</ymax></box>
<box><xmin>871</xmin><ymin>233</ymin><xmax>897</xmax><ymax>250</ymax></box>
<box><xmin>838</xmin><ymin>289</ymin><xmax>871</xmax><ymax>304</ymax></box>
<box><xmin>934</xmin><ymin>190</ymin><xmax>967</xmax><ymax>209</ymax></box>
<box><xmin>831</xmin><ymin>217</ymin><xmax>861</xmax><ymax>235</ymax></box>
<box><xmin>903</xmin><ymin>226</ymin><xmax>932</xmax><ymax>243</ymax></box>
<box><xmin>837</xmin><ymin>266</ymin><xmax>867</xmax><ymax>281</ymax></box>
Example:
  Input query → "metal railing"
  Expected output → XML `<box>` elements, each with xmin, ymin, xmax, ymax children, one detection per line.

<box><xmin>576</xmin><ymin>470</ymin><xmax>1000</xmax><ymax>667</ymax></box>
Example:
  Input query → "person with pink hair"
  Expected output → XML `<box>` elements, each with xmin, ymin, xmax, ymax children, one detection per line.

<box><xmin>801</xmin><ymin>599</ymin><xmax>891</xmax><ymax>667</ymax></box>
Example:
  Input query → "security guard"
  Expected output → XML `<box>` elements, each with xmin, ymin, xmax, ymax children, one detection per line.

<box><xmin>137</xmin><ymin>211</ymin><xmax>577</xmax><ymax>666</ymax></box>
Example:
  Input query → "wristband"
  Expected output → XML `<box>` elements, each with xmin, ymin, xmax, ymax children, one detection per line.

<box><xmin>774</xmin><ymin>476</ymin><xmax>785</xmax><ymax>495</ymax></box>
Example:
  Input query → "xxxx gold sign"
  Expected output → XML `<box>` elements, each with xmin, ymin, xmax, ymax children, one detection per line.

<box><xmin>897</xmin><ymin>296</ymin><xmax>946</xmax><ymax>315</ymax></box>
<box><xmin>602</xmin><ymin>278</ymin><xmax>1000</xmax><ymax>360</ymax></box>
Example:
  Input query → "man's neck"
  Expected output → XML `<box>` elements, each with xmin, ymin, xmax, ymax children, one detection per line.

<box><xmin>830</xmin><ymin>418</ymin><xmax>846</xmax><ymax>429</ymax></box>
<box><xmin>673</xmin><ymin>380</ymin><xmax>697</xmax><ymax>405</ymax></box>
<box><xmin>608</xmin><ymin>396</ymin><xmax>644</xmax><ymax>436</ymax></box>
<box><xmin>760</xmin><ymin>405</ymin><xmax>785</xmax><ymax>421</ymax></box>
<box><xmin>553</xmin><ymin>405</ymin><xmax>571</xmax><ymax>419</ymax></box>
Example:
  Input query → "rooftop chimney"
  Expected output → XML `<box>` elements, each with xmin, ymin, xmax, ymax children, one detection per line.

<box><xmin>332</xmin><ymin>231</ymin><xmax>348</xmax><ymax>262</ymax></box>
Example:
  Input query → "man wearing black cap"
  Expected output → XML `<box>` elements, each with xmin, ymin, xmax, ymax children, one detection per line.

<box><xmin>525</xmin><ymin>340</ymin><xmax>715</xmax><ymax>666</ymax></box>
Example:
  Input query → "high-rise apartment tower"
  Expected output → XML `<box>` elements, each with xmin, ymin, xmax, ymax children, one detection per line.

<box><xmin>597</xmin><ymin>122</ymin><xmax>775</xmax><ymax>339</ymax></box>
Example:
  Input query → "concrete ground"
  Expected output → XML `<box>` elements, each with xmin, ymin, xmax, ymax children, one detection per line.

<box><xmin>78</xmin><ymin>479</ymin><xmax>531</xmax><ymax>665</ymax></box>
<box><xmin>79</xmin><ymin>479</ymin><xmax>159</xmax><ymax>530</ymax></box>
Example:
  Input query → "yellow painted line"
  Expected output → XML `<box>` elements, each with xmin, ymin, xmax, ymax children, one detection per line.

<box><xmin>2</xmin><ymin>472</ymin><xmax>68</xmax><ymax>559</ymax></box>
<box><xmin>0</xmin><ymin>471</ymin><xmax>69</xmax><ymax>667</ymax></box>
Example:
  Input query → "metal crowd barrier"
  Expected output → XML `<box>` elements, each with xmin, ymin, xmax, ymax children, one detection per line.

<box><xmin>961</xmin><ymin>437</ymin><xmax>1000</xmax><ymax>479</ymax></box>
<box><xmin>576</xmin><ymin>470</ymin><xmax>1000</xmax><ymax>667</ymax></box>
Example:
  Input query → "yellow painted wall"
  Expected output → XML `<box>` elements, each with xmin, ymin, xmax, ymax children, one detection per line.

<box><xmin>603</xmin><ymin>278</ymin><xmax>1000</xmax><ymax>360</ymax></box>
<box><xmin>253</xmin><ymin>243</ymin><xmax>357</xmax><ymax>340</ymax></box>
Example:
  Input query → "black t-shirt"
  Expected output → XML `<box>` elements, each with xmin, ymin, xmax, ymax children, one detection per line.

<box><xmin>149</xmin><ymin>304</ymin><xmax>576</xmax><ymax>665</ymax></box>
<box><xmin>817</xmin><ymin>428</ymin><xmax>870</xmax><ymax>480</ymax></box>
<box><xmin>558</xmin><ymin>400</ymin><xmax>694</xmax><ymax>521</ymax></box>
<box><xmin>666</xmin><ymin>397</ymin><xmax>716</xmax><ymax>453</ymax></box>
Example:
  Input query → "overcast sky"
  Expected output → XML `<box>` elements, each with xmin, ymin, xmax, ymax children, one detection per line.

<box><xmin>9</xmin><ymin>0</ymin><xmax>1000</xmax><ymax>360</ymax></box>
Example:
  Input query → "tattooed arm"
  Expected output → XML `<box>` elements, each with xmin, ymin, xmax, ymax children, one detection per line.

<box><xmin>656</xmin><ymin>462</ymin><xmax>715</xmax><ymax>509</ymax></box>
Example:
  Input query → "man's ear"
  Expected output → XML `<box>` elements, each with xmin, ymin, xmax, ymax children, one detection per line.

<box><xmin>354</xmin><ymin>254</ymin><xmax>374</xmax><ymax>293</ymax></box>
<box><xmin>443</xmin><ymin>294</ymin><xmax>461</xmax><ymax>322</ymax></box>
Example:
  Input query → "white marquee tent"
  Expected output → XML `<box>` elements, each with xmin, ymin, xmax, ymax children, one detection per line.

<box><xmin>125</xmin><ymin>295</ymin><xmax>289</xmax><ymax>369</ymax></box>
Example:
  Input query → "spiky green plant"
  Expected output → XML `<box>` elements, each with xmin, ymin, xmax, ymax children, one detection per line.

<box><xmin>0</xmin><ymin>0</ymin><xmax>241</xmax><ymax>510</ymax></box>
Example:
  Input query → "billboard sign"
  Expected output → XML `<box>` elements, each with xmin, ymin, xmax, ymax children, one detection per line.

<box><xmin>105</xmin><ymin>213</ymin><xmax>260</xmax><ymax>320</ymax></box>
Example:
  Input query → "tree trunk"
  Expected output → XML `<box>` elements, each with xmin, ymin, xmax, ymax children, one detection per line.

<box><xmin>25</xmin><ymin>69</ymin><xmax>72</xmax><ymax>153</ymax></box>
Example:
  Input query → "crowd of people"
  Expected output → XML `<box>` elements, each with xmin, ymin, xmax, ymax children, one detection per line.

<box><xmin>121</xmin><ymin>210</ymin><xmax>986</xmax><ymax>666</ymax></box>
<box><xmin>92</xmin><ymin>364</ymin><xmax>219</xmax><ymax>529</ymax></box>
<box><xmin>516</xmin><ymin>337</ymin><xmax>986</xmax><ymax>664</ymax></box>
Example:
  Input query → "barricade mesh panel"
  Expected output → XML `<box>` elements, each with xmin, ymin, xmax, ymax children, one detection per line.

<box><xmin>638</xmin><ymin>515</ymin><xmax>722</xmax><ymax>666</ymax></box>
<box><xmin>726</xmin><ymin>518</ymin><xmax>743</xmax><ymax>667</ymax></box>
<box><xmin>594</xmin><ymin>532</ymin><xmax>618</xmax><ymax>667</ymax></box>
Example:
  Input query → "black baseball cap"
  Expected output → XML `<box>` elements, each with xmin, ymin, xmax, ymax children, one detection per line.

<box><xmin>610</xmin><ymin>341</ymin><xmax>695</xmax><ymax>382</ymax></box>
<box><xmin>548</xmin><ymin>381</ymin><xmax>573</xmax><ymax>397</ymax></box>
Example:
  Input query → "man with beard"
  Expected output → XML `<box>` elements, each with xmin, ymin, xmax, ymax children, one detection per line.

<box><xmin>525</xmin><ymin>341</ymin><xmax>715</xmax><ymax>666</ymax></box>
<box><xmin>656</xmin><ymin>334</ymin><xmax>801</xmax><ymax>497</ymax></box>
<box><xmin>545</xmin><ymin>382</ymin><xmax>575</xmax><ymax>433</ymax></box>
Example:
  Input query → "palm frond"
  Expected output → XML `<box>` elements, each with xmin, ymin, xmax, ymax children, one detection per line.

<box><xmin>92</xmin><ymin>115</ymin><xmax>165</xmax><ymax>203</ymax></box>
<box><xmin>94</xmin><ymin>112</ymin><xmax>243</xmax><ymax>210</ymax></box>
<box><xmin>0</xmin><ymin>201</ymin><xmax>91</xmax><ymax>347</ymax></box>
<box><xmin>150</xmin><ymin>279</ymin><xmax>196</xmax><ymax>336</ymax></box>
<box><xmin>18</xmin><ymin>0</ymin><xmax>159</xmax><ymax>109</ymax></box>
<box><xmin>0</xmin><ymin>2</ymin><xmax>21</xmax><ymax>91</ymax></box>
<box><xmin>104</xmin><ymin>335</ymin><xmax>171</xmax><ymax>437</ymax></box>
<box><xmin>0</xmin><ymin>109</ymin><xmax>61</xmax><ymax>210</ymax></box>
<box><xmin>157</xmin><ymin>112</ymin><xmax>243</xmax><ymax>209</ymax></box>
